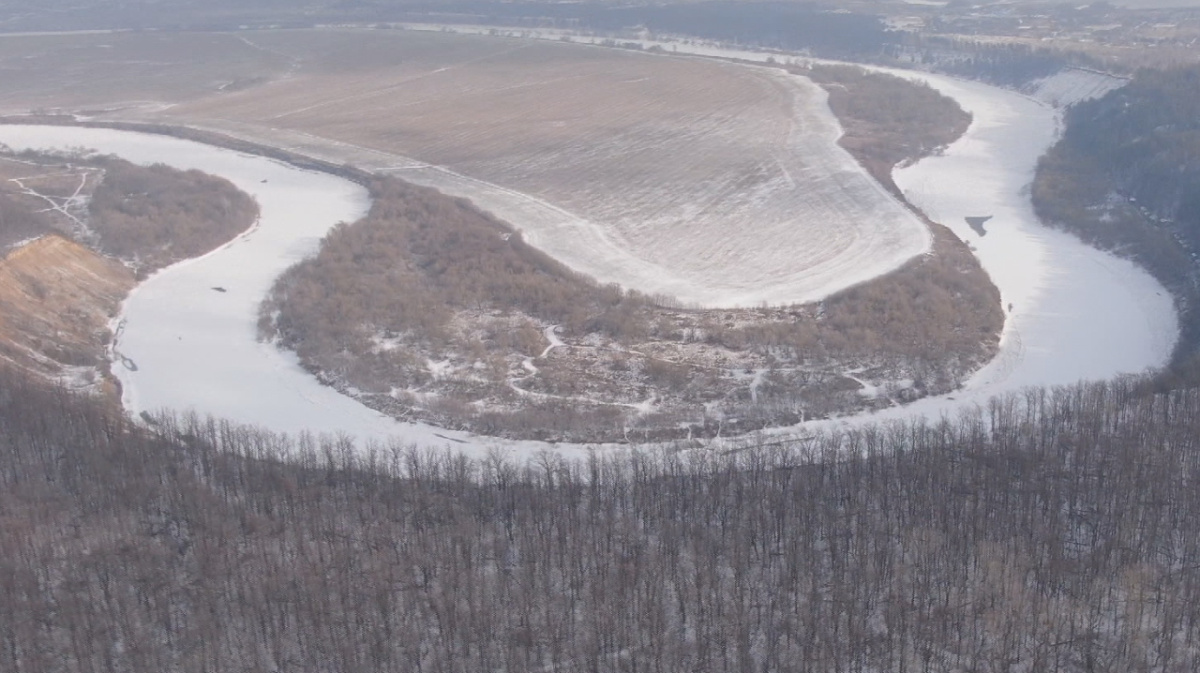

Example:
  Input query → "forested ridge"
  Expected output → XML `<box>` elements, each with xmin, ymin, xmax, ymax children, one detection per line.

<box><xmin>1032</xmin><ymin>65</ymin><xmax>1200</xmax><ymax>381</ymax></box>
<box><xmin>4</xmin><ymin>365</ymin><xmax>1200</xmax><ymax>671</ymax></box>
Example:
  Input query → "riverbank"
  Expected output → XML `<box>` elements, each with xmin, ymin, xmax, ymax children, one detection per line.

<box><xmin>0</xmin><ymin>42</ymin><xmax>1177</xmax><ymax>455</ymax></box>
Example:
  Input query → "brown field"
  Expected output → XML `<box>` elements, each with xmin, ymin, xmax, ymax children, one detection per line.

<box><xmin>0</xmin><ymin>31</ymin><xmax>286</xmax><ymax>114</ymax></box>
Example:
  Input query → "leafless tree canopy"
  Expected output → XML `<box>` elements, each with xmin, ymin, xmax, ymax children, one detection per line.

<box><xmin>88</xmin><ymin>157</ymin><xmax>259</xmax><ymax>276</ymax></box>
<box><xmin>2</xmin><ymin>365</ymin><xmax>1199</xmax><ymax>672</ymax></box>
<box><xmin>260</xmin><ymin>165</ymin><xmax>999</xmax><ymax>442</ymax></box>
<box><xmin>0</xmin><ymin>193</ymin><xmax>52</xmax><ymax>250</ymax></box>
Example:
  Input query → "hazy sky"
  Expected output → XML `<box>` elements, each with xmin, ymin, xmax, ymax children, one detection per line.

<box><xmin>1108</xmin><ymin>0</ymin><xmax>1200</xmax><ymax>7</ymax></box>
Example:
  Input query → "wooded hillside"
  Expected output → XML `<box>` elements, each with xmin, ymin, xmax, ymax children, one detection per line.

<box><xmin>3</xmin><ymin>365</ymin><xmax>1200</xmax><ymax>671</ymax></box>
<box><xmin>1032</xmin><ymin>65</ymin><xmax>1200</xmax><ymax>381</ymax></box>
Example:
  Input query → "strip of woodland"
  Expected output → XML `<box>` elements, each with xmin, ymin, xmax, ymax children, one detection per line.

<box><xmin>0</xmin><ymin>149</ymin><xmax>260</xmax><ymax>275</ymax></box>
<box><xmin>3</xmin><ymin>365</ymin><xmax>1200</xmax><ymax>671</ymax></box>
<box><xmin>86</xmin><ymin>156</ymin><xmax>259</xmax><ymax>276</ymax></box>
<box><xmin>804</xmin><ymin>63</ymin><xmax>972</xmax><ymax>194</ymax></box>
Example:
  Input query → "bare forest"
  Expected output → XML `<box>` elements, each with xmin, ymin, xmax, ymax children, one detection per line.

<box><xmin>3</xmin><ymin>365</ymin><xmax>1200</xmax><ymax>672</ymax></box>
<box><xmin>803</xmin><ymin>64</ymin><xmax>972</xmax><ymax>195</ymax></box>
<box><xmin>0</xmin><ymin>8</ymin><xmax>1195</xmax><ymax>672</ymax></box>
<box><xmin>0</xmin><ymin>150</ymin><xmax>259</xmax><ymax>275</ymax></box>
<box><xmin>87</xmin><ymin>157</ymin><xmax>259</xmax><ymax>276</ymax></box>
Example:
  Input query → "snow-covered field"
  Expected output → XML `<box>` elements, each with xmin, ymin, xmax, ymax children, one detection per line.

<box><xmin>0</xmin><ymin>39</ymin><xmax>1178</xmax><ymax>457</ymax></box>
<box><xmin>1021</xmin><ymin>68</ymin><xmax>1129</xmax><ymax>108</ymax></box>
<box><xmin>386</xmin><ymin>69</ymin><xmax>929</xmax><ymax>308</ymax></box>
<box><xmin>163</xmin><ymin>31</ymin><xmax>930</xmax><ymax>308</ymax></box>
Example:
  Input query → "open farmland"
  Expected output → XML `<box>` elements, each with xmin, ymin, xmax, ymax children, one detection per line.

<box><xmin>0</xmin><ymin>31</ymin><xmax>288</xmax><ymax>114</ymax></box>
<box><xmin>0</xmin><ymin>28</ymin><xmax>932</xmax><ymax>307</ymax></box>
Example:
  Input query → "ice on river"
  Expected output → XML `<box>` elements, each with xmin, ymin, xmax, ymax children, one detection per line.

<box><xmin>0</xmin><ymin>55</ymin><xmax>1179</xmax><ymax>458</ymax></box>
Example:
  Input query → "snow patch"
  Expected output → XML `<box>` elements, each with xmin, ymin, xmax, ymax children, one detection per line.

<box><xmin>1022</xmin><ymin>68</ymin><xmax>1128</xmax><ymax>108</ymax></box>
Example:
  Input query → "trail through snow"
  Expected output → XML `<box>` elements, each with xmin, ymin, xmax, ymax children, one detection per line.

<box><xmin>7</xmin><ymin>168</ymin><xmax>96</xmax><ymax>233</ymax></box>
<box><xmin>507</xmin><ymin>325</ymin><xmax>653</xmax><ymax>413</ymax></box>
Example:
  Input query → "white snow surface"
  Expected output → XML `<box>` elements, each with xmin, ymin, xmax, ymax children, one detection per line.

<box><xmin>1021</xmin><ymin>68</ymin><xmax>1128</xmax><ymax>108</ymax></box>
<box><xmin>487</xmin><ymin>68</ymin><xmax>931</xmax><ymax>309</ymax></box>
<box><xmin>178</xmin><ymin>57</ymin><xmax>932</xmax><ymax>309</ymax></box>
<box><xmin>889</xmin><ymin>73</ymin><xmax>1176</xmax><ymax>388</ymax></box>
<box><xmin>0</xmin><ymin>49</ymin><xmax>1179</xmax><ymax>457</ymax></box>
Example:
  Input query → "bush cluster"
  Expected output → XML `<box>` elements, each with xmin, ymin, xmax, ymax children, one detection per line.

<box><xmin>89</xmin><ymin>157</ymin><xmax>259</xmax><ymax>275</ymax></box>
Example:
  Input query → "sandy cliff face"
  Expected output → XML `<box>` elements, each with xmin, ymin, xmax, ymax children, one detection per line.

<box><xmin>0</xmin><ymin>235</ymin><xmax>134</xmax><ymax>388</ymax></box>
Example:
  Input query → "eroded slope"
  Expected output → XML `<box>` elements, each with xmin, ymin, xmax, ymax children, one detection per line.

<box><xmin>0</xmin><ymin>149</ymin><xmax>259</xmax><ymax>392</ymax></box>
<box><xmin>0</xmin><ymin>235</ymin><xmax>134</xmax><ymax>386</ymax></box>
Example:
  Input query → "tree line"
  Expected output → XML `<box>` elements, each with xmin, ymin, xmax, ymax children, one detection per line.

<box><xmin>0</xmin><ymin>150</ymin><xmax>259</xmax><ymax>276</ymax></box>
<box><xmin>805</xmin><ymin>63</ymin><xmax>972</xmax><ymax>184</ymax></box>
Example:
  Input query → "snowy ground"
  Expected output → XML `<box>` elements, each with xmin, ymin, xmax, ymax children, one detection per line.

<box><xmin>383</xmin><ymin>70</ymin><xmax>931</xmax><ymax>309</ymax></box>
<box><xmin>0</xmin><ymin>45</ymin><xmax>1178</xmax><ymax>458</ymax></box>
<box><xmin>163</xmin><ymin>31</ymin><xmax>929</xmax><ymax>309</ymax></box>
<box><xmin>1021</xmin><ymin>68</ymin><xmax>1128</xmax><ymax>108</ymax></box>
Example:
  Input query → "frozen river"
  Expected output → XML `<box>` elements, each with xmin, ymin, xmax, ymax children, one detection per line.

<box><xmin>0</xmin><ymin>65</ymin><xmax>1177</xmax><ymax>454</ymax></box>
